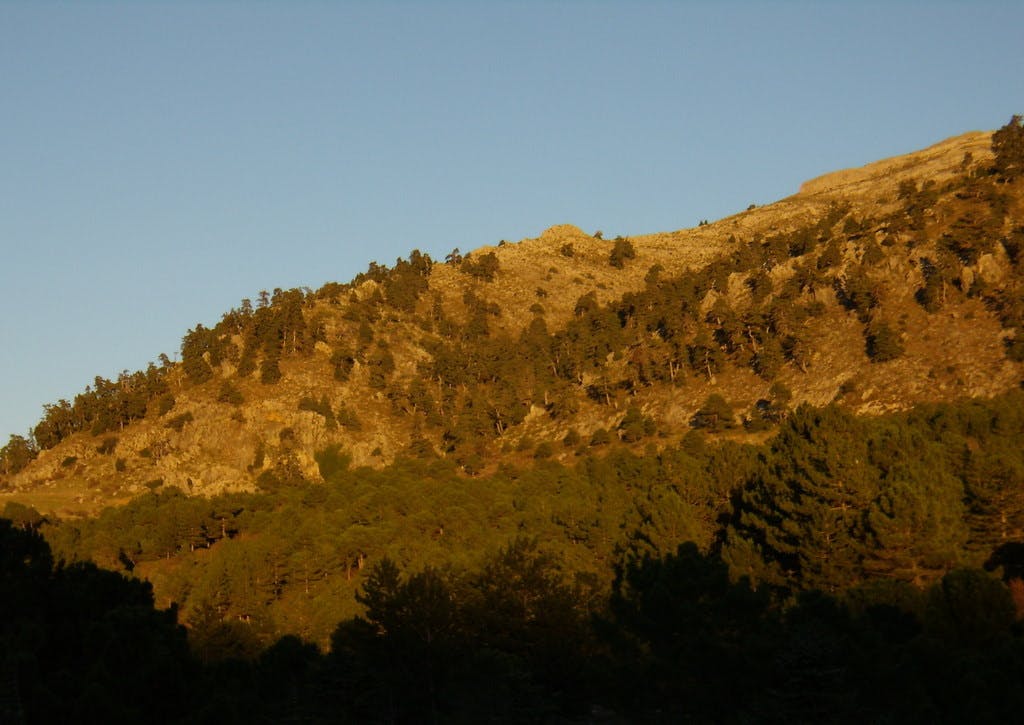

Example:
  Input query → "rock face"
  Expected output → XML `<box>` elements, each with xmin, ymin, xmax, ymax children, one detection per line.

<box><xmin>4</xmin><ymin>129</ymin><xmax>1023</xmax><ymax>515</ymax></box>
<box><xmin>798</xmin><ymin>132</ymin><xmax>991</xmax><ymax>196</ymax></box>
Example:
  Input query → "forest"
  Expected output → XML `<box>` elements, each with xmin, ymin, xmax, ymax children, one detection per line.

<box><xmin>2</xmin><ymin>117</ymin><xmax>1024</xmax><ymax>721</ymax></box>
<box><xmin>5</xmin><ymin>390</ymin><xmax>1024</xmax><ymax>721</ymax></box>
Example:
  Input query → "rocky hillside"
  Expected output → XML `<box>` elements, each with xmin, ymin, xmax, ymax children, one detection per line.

<box><xmin>3</xmin><ymin>126</ymin><xmax>1023</xmax><ymax>515</ymax></box>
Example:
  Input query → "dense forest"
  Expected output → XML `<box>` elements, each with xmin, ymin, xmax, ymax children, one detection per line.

<box><xmin>5</xmin><ymin>390</ymin><xmax>1024</xmax><ymax>721</ymax></box>
<box><xmin>2</xmin><ymin>117</ymin><xmax>1024</xmax><ymax>721</ymax></box>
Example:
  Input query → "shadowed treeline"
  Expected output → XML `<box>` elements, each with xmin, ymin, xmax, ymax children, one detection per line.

<box><xmin>18</xmin><ymin>389</ymin><xmax>1024</xmax><ymax>656</ymax></box>
<box><xmin>6</xmin><ymin>519</ymin><xmax>1024</xmax><ymax>723</ymax></box>
<box><xmin>0</xmin><ymin>519</ymin><xmax>193</xmax><ymax>723</ymax></box>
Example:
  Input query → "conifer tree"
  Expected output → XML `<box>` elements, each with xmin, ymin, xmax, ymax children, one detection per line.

<box><xmin>609</xmin><ymin>238</ymin><xmax>637</xmax><ymax>268</ymax></box>
<box><xmin>181</xmin><ymin>325</ymin><xmax>215</xmax><ymax>384</ymax></box>
<box><xmin>864</xmin><ymin>463</ymin><xmax>966</xmax><ymax>583</ymax></box>
<box><xmin>992</xmin><ymin>114</ymin><xmax>1024</xmax><ymax>180</ymax></box>
<box><xmin>0</xmin><ymin>434</ymin><xmax>37</xmax><ymax>475</ymax></box>
<box><xmin>688</xmin><ymin>331</ymin><xmax>724</xmax><ymax>380</ymax></box>
<box><xmin>729</xmin><ymin>405</ymin><xmax>878</xmax><ymax>592</ymax></box>
<box><xmin>260</xmin><ymin>353</ymin><xmax>282</xmax><ymax>385</ymax></box>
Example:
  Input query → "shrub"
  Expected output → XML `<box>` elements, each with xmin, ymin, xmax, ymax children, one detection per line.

<box><xmin>260</xmin><ymin>356</ymin><xmax>282</xmax><ymax>385</ymax></box>
<box><xmin>618</xmin><ymin>405</ymin><xmax>655</xmax><ymax>443</ymax></box>
<box><xmin>155</xmin><ymin>393</ymin><xmax>176</xmax><ymax>417</ymax></box>
<box><xmin>866</xmin><ymin>322</ymin><xmax>904</xmax><ymax>362</ymax></box>
<box><xmin>461</xmin><ymin>252</ymin><xmax>500</xmax><ymax>281</ymax></box>
<box><xmin>331</xmin><ymin>348</ymin><xmax>356</xmax><ymax>382</ymax></box>
<box><xmin>315</xmin><ymin>444</ymin><xmax>351</xmax><ymax>484</ymax></box>
<box><xmin>609</xmin><ymin>238</ymin><xmax>636</xmax><ymax>269</ymax></box>
<box><xmin>298</xmin><ymin>396</ymin><xmax>332</xmax><ymax>418</ymax></box>
<box><xmin>336</xmin><ymin>405</ymin><xmax>363</xmax><ymax>430</ymax></box>
<box><xmin>165</xmin><ymin>412</ymin><xmax>194</xmax><ymax>432</ymax></box>
<box><xmin>1006</xmin><ymin>336</ymin><xmax>1024</xmax><ymax>362</ymax></box>
<box><xmin>217</xmin><ymin>382</ymin><xmax>244</xmax><ymax>405</ymax></box>
<box><xmin>691</xmin><ymin>394</ymin><xmax>734</xmax><ymax>431</ymax></box>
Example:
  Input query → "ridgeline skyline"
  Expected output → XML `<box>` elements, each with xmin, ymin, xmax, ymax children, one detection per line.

<box><xmin>2</xmin><ymin>2</ymin><xmax>1023</xmax><ymax>440</ymax></box>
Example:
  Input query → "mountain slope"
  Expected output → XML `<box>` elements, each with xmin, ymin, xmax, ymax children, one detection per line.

<box><xmin>3</xmin><ymin>127</ymin><xmax>1023</xmax><ymax>516</ymax></box>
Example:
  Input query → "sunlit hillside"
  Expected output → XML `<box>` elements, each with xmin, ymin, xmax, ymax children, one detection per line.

<box><xmin>3</xmin><ymin>117</ymin><xmax>1024</xmax><ymax>723</ymax></box>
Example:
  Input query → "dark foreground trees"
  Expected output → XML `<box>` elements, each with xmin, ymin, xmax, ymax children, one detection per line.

<box><xmin>8</xmin><ymin>390</ymin><xmax>1024</xmax><ymax>720</ymax></box>
<box><xmin>0</xmin><ymin>520</ymin><xmax>195</xmax><ymax>723</ymax></box>
<box><xmin>7</xmin><ymin>517</ymin><xmax>1024</xmax><ymax>722</ymax></box>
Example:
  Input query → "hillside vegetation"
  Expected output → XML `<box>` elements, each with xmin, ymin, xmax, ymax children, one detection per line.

<box><xmin>2</xmin><ymin>117</ymin><xmax>1024</xmax><ymax>721</ymax></box>
<box><xmin>4</xmin><ymin>126</ymin><xmax>1023</xmax><ymax>506</ymax></box>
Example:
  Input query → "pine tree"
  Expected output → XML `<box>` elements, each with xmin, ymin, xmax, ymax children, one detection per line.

<box><xmin>864</xmin><ymin>464</ymin><xmax>966</xmax><ymax>583</ymax></box>
<box><xmin>609</xmin><ymin>238</ymin><xmax>637</xmax><ymax>268</ymax></box>
<box><xmin>992</xmin><ymin>114</ymin><xmax>1024</xmax><ymax>180</ymax></box>
<box><xmin>260</xmin><ymin>353</ymin><xmax>282</xmax><ymax>385</ymax></box>
<box><xmin>181</xmin><ymin>325</ymin><xmax>215</xmax><ymax>384</ymax></box>
<box><xmin>0</xmin><ymin>434</ymin><xmax>37</xmax><ymax>475</ymax></box>
<box><xmin>729</xmin><ymin>405</ymin><xmax>878</xmax><ymax>592</ymax></box>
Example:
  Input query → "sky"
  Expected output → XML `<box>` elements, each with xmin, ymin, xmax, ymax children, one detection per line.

<box><xmin>1</xmin><ymin>1</ymin><xmax>1023</xmax><ymax>443</ymax></box>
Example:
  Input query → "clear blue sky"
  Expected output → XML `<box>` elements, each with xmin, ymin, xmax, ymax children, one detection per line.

<box><xmin>2</xmin><ymin>1</ymin><xmax>1022</xmax><ymax>442</ymax></box>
